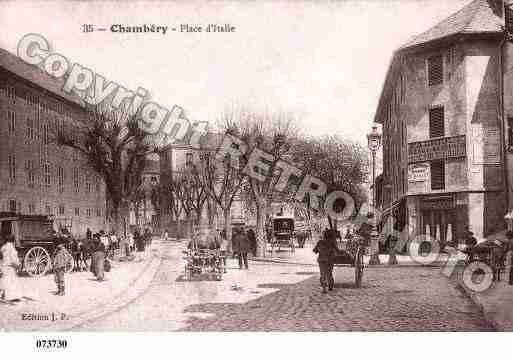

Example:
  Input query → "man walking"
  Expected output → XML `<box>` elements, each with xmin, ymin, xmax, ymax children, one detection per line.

<box><xmin>233</xmin><ymin>227</ymin><xmax>249</xmax><ymax>269</ymax></box>
<box><xmin>313</xmin><ymin>229</ymin><xmax>339</xmax><ymax>293</ymax></box>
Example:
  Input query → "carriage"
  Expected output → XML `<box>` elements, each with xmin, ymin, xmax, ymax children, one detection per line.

<box><xmin>0</xmin><ymin>212</ymin><xmax>74</xmax><ymax>277</ymax></box>
<box><xmin>268</xmin><ymin>216</ymin><xmax>296</xmax><ymax>255</ymax></box>
<box><xmin>332</xmin><ymin>233</ymin><xmax>366</xmax><ymax>288</ymax></box>
<box><xmin>183</xmin><ymin>248</ymin><xmax>225</xmax><ymax>281</ymax></box>
<box><xmin>461</xmin><ymin>239</ymin><xmax>508</xmax><ymax>281</ymax></box>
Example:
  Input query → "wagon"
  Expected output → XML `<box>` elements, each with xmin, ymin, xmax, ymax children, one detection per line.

<box><xmin>332</xmin><ymin>234</ymin><xmax>366</xmax><ymax>288</ymax></box>
<box><xmin>182</xmin><ymin>248</ymin><xmax>225</xmax><ymax>281</ymax></box>
<box><xmin>269</xmin><ymin>216</ymin><xmax>295</xmax><ymax>256</ymax></box>
<box><xmin>0</xmin><ymin>212</ymin><xmax>74</xmax><ymax>277</ymax></box>
<box><xmin>461</xmin><ymin>239</ymin><xmax>508</xmax><ymax>281</ymax></box>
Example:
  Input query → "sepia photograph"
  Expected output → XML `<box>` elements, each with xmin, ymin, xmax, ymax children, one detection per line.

<box><xmin>1</xmin><ymin>0</ymin><xmax>513</xmax><ymax>353</ymax></box>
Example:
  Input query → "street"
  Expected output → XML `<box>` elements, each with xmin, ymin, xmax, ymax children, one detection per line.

<box><xmin>77</xmin><ymin>240</ymin><xmax>492</xmax><ymax>332</ymax></box>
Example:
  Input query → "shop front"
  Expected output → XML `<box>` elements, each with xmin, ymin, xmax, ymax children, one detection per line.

<box><xmin>408</xmin><ymin>193</ymin><xmax>469</xmax><ymax>247</ymax></box>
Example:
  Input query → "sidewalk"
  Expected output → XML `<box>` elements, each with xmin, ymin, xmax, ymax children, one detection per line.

<box><xmin>458</xmin><ymin>278</ymin><xmax>513</xmax><ymax>331</ymax></box>
<box><xmin>0</xmin><ymin>240</ymin><xmax>163</xmax><ymax>331</ymax></box>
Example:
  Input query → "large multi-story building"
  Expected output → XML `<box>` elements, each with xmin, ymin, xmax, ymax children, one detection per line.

<box><xmin>0</xmin><ymin>48</ymin><xmax>107</xmax><ymax>237</ymax></box>
<box><xmin>375</xmin><ymin>0</ymin><xmax>511</xmax><ymax>243</ymax></box>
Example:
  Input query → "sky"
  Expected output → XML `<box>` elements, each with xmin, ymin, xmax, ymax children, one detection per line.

<box><xmin>0</xmin><ymin>0</ymin><xmax>472</xmax><ymax>145</ymax></box>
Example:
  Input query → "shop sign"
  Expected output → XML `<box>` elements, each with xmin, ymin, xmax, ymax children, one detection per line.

<box><xmin>408</xmin><ymin>135</ymin><xmax>466</xmax><ymax>163</ymax></box>
<box><xmin>420</xmin><ymin>195</ymin><xmax>455</xmax><ymax>210</ymax></box>
<box><xmin>408</xmin><ymin>163</ymin><xmax>430</xmax><ymax>182</ymax></box>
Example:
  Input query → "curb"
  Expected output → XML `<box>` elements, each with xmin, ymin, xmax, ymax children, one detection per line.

<box><xmin>456</xmin><ymin>282</ymin><xmax>499</xmax><ymax>331</ymax></box>
<box><xmin>42</xmin><ymin>246</ymin><xmax>163</xmax><ymax>331</ymax></box>
<box><xmin>250</xmin><ymin>257</ymin><xmax>463</xmax><ymax>268</ymax></box>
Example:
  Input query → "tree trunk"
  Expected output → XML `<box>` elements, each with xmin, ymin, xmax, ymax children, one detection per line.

<box><xmin>255</xmin><ymin>199</ymin><xmax>267</xmax><ymax>257</ymax></box>
<box><xmin>224</xmin><ymin>207</ymin><xmax>232</xmax><ymax>253</ymax></box>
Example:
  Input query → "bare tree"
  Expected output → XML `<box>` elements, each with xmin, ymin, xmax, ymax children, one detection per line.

<box><xmin>193</xmin><ymin>149</ymin><xmax>246</xmax><ymax>248</ymax></box>
<box><xmin>219</xmin><ymin>107</ymin><xmax>300</xmax><ymax>257</ymax></box>
<box><xmin>57</xmin><ymin>105</ymin><xmax>155</xmax><ymax>234</ymax></box>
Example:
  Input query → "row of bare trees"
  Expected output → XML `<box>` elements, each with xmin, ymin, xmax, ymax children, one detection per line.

<box><xmin>57</xmin><ymin>103</ymin><xmax>369</xmax><ymax>255</ymax></box>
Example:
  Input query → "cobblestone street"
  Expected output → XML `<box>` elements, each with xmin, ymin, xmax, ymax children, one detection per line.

<box><xmin>80</xmin><ymin>241</ymin><xmax>492</xmax><ymax>331</ymax></box>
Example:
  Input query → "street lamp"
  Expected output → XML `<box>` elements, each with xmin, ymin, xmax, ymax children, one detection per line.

<box><xmin>367</xmin><ymin>124</ymin><xmax>382</xmax><ymax>265</ymax></box>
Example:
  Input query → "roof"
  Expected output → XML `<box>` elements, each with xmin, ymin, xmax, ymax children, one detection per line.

<box><xmin>0</xmin><ymin>47</ymin><xmax>83</xmax><ymax>106</ymax></box>
<box><xmin>374</xmin><ymin>0</ymin><xmax>505</xmax><ymax>124</ymax></box>
<box><xmin>400</xmin><ymin>0</ymin><xmax>503</xmax><ymax>51</ymax></box>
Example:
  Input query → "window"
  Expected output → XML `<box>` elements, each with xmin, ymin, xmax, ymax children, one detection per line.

<box><xmin>9</xmin><ymin>199</ymin><xmax>17</xmax><ymax>212</ymax></box>
<box><xmin>58</xmin><ymin>205</ymin><xmax>65</xmax><ymax>215</ymax></box>
<box><xmin>428</xmin><ymin>55</ymin><xmax>443</xmax><ymax>86</ymax></box>
<box><xmin>43</xmin><ymin>162</ymin><xmax>51</xmax><ymax>186</ymax></box>
<box><xmin>73</xmin><ymin>168</ymin><xmax>80</xmax><ymax>192</ymax></box>
<box><xmin>45</xmin><ymin>205</ymin><xmax>52</xmax><ymax>215</ymax></box>
<box><xmin>8</xmin><ymin>154</ymin><xmax>16</xmax><ymax>182</ymax></box>
<box><xmin>74</xmin><ymin>207</ymin><xmax>80</xmax><ymax>216</ymax></box>
<box><xmin>508</xmin><ymin>117</ymin><xmax>513</xmax><ymax>148</ymax></box>
<box><xmin>429</xmin><ymin>107</ymin><xmax>444</xmax><ymax>138</ymax></box>
<box><xmin>26</xmin><ymin>117</ymin><xmax>35</xmax><ymax>140</ymax></box>
<box><xmin>7</xmin><ymin>86</ymin><xmax>15</xmax><ymax>100</ymax></box>
<box><xmin>85</xmin><ymin>177</ymin><xmax>91</xmax><ymax>193</ymax></box>
<box><xmin>7</xmin><ymin>111</ymin><xmax>15</xmax><ymax>134</ymax></box>
<box><xmin>43</xmin><ymin>123</ymin><xmax>50</xmax><ymax>144</ymax></box>
<box><xmin>86</xmin><ymin>208</ymin><xmax>91</xmax><ymax>217</ymax></box>
<box><xmin>28</xmin><ymin>203</ymin><xmax>35</xmax><ymax>214</ymax></box>
<box><xmin>58</xmin><ymin>166</ymin><xmax>65</xmax><ymax>190</ymax></box>
<box><xmin>96</xmin><ymin>178</ymin><xmax>101</xmax><ymax>192</ymax></box>
<box><xmin>186</xmin><ymin>152</ymin><xmax>193</xmax><ymax>166</ymax></box>
<box><xmin>96</xmin><ymin>208</ymin><xmax>101</xmax><ymax>217</ymax></box>
<box><xmin>26</xmin><ymin>159</ymin><xmax>35</xmax><ymax>188</ymax></box>
<box><xmin>431</xmin><ymin>160</ymin><xmax>445</xmax><ymax>190</ymax></box>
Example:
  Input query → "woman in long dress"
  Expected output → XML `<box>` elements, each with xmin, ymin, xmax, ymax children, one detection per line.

<box><xmin>0</xmin><ymin>235</ymin><xmax>22</xmax><ymax>301</ymax></box>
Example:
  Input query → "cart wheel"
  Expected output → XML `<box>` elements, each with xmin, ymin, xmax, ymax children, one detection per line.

<box><xmin>354</xmin><ymin>247</ymin><xmax>364</xmax><ymax>288</ymax></box>
<box><xmin>24</xmin><ymin>246</ymin><xmax>51</xmax><ymax>277</ymax></box>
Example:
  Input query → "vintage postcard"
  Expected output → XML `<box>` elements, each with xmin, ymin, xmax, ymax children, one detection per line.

<box><xmin>1</xmin><ymin>0</ymin><xmax>513</xmax><ymax>344</ymax></box>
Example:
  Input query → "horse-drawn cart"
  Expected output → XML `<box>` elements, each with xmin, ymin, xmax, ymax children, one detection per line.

<box><xmin>269</xmin><ymin>216</ymin><xmax>296</xmax><ymax>255</ymax></box>
<box><xmin>0</xmin><ymin>212</ymin><xmax>73</xmax><ymax>277</ymax></box>
<box><xmin>332</xmin><ymin>234</ymin><xmax>366</xmax><ymax>288</ymax></box>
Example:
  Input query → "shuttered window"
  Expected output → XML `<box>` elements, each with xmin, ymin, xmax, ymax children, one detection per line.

<box><xmin>431</xmin><ymin>160</ymin><xmax>445</xmax><ymax>190</ymax></box>
<box><xmin>428</xmin><ymin>55</ymin><xmax>443</xmax><ymax>86</ymax></box>
<box><xmin>429</xmin><ymin>107</ymin><xmax>444</xmax><ymax>138</ymax></box>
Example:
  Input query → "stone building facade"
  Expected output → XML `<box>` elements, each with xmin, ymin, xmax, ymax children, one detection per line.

<box><xmin>0</xmin><ymin>48</ymin><xmax>107</xmax><ymax>237</ymax></box>
<box><xmin>375</xmin><ymin>0</ymin><xmax>509</xmax><ymax>243</ymax></box>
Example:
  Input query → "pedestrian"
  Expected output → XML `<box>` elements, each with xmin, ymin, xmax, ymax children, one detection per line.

<box><xmin>135</xmin><ymin>229</ymin><xmax>145</xmax><ymax>260</ymax></box>
<box><xmin>0</xmin><ymin>235</ymin><xmax>22</xmax><ymax>302</ymax></box>
<box><xmin>163</xmin><ymin>231</ymin><xmax>169</xmax><ymax>241</ymax></box>
<box><xmin>313</xmin><ymin>229</ymin><xmax>339</xmax><ymax>293</ymax></box>
<box><xmin>233</xmin><ymin>227</ymin><xmax>250</xmax><ymax>270</ymax></box>
<box><xmin>247</xmin><ymin>228</ymin><xmax>257</xmax><ymax>257</ymax></box>
<box><xmin>128</xmin><ymin>231</ymin><xmax>135</xmax><ymax>253</ymax></box>
<box><xmin>53</xmin><ymin>244</ymin><xmax>69</xmax><ymax>296</ymax></box>
<box><xmin>79</xmin><ymin>239</ymin><xmax>90</xmax><ymax>271</ymax></box>
<box><xmin>86</xmin><ymin>227</ymin><xmax>92</xmax><ymax>241</ymax></box>
<box><xmin>218</xmin><ymin>230</ymin><xmax>228</xmax><ymax>273</ymax></box>
<box><xmin>71</xmin><ymin>237</ymin><xmax>81</xmax><ymax>271</ymax></box>
<box><xmin>90</xmin><ymin>234</ymin><xmax>106</xmax><ymax>281</ymax></box>
<box><xmin>144</xmin><ymin>228</ymin><xmax>152</xmax><ymax>250</ymax></box>
<box><xmin>464</xmin><ymin>229</ymin><xmax>477</xmax><ymax>262</ymax></box>
<box><xmin>506</xmin><ymin>231</ymin><xmax>513</xmax><ymax>286</ymax></box>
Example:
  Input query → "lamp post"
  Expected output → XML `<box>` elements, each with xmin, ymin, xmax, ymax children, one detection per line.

<box><xmin>367</xmin><ymin>124</ymin><xmax>382</xmax><ymax>265</ymax></box>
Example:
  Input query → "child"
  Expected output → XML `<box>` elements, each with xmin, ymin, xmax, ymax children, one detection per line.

<box><xmin>313</xmin><ymin>229</ymin><xmax>339</xmax><ymax>293</ymax></box>
<box><xmin>53</xmin><ymin>244</ymin><xmax>69</xmax><ymax>296</ymax></box>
